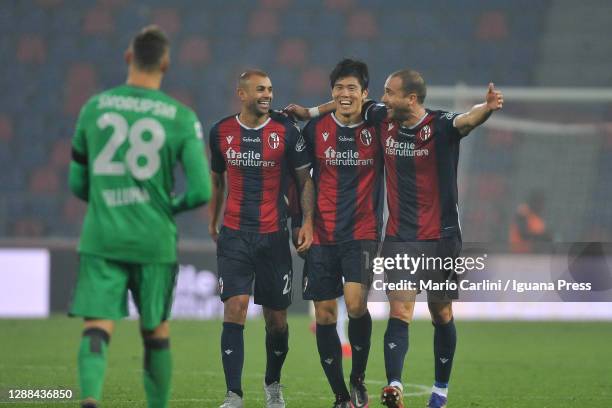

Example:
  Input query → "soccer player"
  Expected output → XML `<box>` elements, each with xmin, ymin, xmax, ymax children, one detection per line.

<box><xmin>288</xmin><ymin>70</ymin><xmax>503</xmax><ymax>408</ymax></box>
<box><xmin>68</xmin><ymin>26</ymin><xmax>212</xmax><ymax>408</ymax></box>
<box><xmin>367</xmin><ymin>71</ymin><xmax>503</xmax><ymax>408</ymax></box>
<box><xmin>300</xmin><ymin>59</ymin><xmax>384</xmax><ymax>408</ymax></box>
<box><xmin>208</xmin><ymin>70</ymin><xmax>314</xmax><ymax>408</ymax></box>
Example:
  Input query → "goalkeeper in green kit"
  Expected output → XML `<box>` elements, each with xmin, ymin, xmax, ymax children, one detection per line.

<box><xmin>68</xmin><ymin>26</ymin><xmax>212</xmax><ymax>408</ymax></box>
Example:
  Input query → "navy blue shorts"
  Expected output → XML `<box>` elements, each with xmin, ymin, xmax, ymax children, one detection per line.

<box><xmin>381</xmin><ymin>234</ymin><xmax>462</xmax><ymax>301</ymax></box>
<box><xmin>302</xmin><ymin>240</ymin><xmax>378</xmax><ymax>301</ymax></box>
<box><xmin>216</xmin><ymin>226</ymin><xmax>293</xmax><ymax>310</ymax></box>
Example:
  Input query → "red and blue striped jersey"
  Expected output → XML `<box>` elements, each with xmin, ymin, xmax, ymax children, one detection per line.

<box><xmin>364</xmin><ymin>102</ymin><xmax>465</xmax><ymax>240</ymax></box>
<box><xmin>303</xmin><ymin>113</ymin><xmax>384</xmax><ymax>244</ymax></box>
<box><xmin>209</xmin><ymin>114</ymin><xmax>310</xmax><ymax>233</ymax></box>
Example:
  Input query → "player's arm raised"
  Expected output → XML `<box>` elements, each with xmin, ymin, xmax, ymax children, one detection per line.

<box><xmin>207</xmin><ymin>124</ymin><xmax>226</xmax><ymax>242</ymax></box>
<box><xmin>171</xmin><ymin>117</ymin><xmax>212</xmax><ymax>214</ymax></box>
<box><xmin>453</xmin><ymin>82</ymin><xmax>504</xmax><ymax>136</ymax></box>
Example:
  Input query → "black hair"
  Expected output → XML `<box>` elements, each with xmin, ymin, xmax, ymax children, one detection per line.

<box><xmin>329</xmin><ymin>58</ymin><xmax>369</xmax><ymax>90</ymax></box>
<box><xmin>131</xmin><ymin>25</ymin><xmax>169</xmax><ymax>72</ymax></box>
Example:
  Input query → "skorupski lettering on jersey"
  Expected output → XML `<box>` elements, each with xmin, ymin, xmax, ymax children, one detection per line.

<box><xmin>97</xmin><ymin>95</ymin><xmax>177</xmax><ymax>119</ymax></box>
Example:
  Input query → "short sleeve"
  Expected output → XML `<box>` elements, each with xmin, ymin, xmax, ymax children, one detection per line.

<box><xmin>362</xmin><ymin>101</ymin><xmax>387</xmax><ymax>126</ymax></box>
<box><xmin>208</xmin><ymin>123</ymin><xmax>226</xmax><ymax>173</ymax></box>
<box><xmin>438</xmin><ymin>111</ymin><xmax>464</xmax><ymax>140</ymax></box>
<box><xmin>286</xmin><ymin>123</ymin><xmax>311</xmax><ymax>171</ymax></box>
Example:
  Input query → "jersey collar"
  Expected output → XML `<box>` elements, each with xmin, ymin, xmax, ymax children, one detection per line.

<box><xmin>331</xmin><ymin>112</ymin><xmax>364</xmax><ymax>128</ymax></box>
<box><xmin>235</xmin><ymin>115</ymin><xmax>271</xmax><ymax>130</ymax></box>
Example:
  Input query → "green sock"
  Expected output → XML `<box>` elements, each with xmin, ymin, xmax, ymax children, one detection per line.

<box><xmin>143</xmin><ymin>338</ymin><xmax>172</xmax><ymax>408</ymax></box>
<box><xmin>78</xmin><ymin>328</ymin><xmax>110</xmax><ymax>402</ymax></box>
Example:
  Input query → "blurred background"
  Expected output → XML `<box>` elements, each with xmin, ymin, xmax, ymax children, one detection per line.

<box><xmin>1</xmin><ymin>0</ymin><xmax>611</xmax><ymax>318</ymax></box>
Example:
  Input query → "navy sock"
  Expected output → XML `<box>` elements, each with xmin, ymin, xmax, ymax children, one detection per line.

<box><xmin>316</xmin><ymin>323</ymin><xmax>349</xmax><ymax>399</ymax></box>
<box><xmin>348</xmin><ymin>310</ymin><xmax>372</xmax><ymax>383</ymax></box>
<box><xmin>265</xmin><ymin>326</ymin><xmax>289</xmax><ymax>385</ymax></box>
<box><xmin>433</xmin><ymin>318</ymin><xmax>456</xmax><ymax>386</ymax></box>
<box><xmin>221</xmin><ymin>322</ymin><xmax>244</xmax><ymax>397</ymax></box>
<box><xmin>383</xmin><ymin>318</ymin><xmax>409</xmax><ymax>384</ymax></box>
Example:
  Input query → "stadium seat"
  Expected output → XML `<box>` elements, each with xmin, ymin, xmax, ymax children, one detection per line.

<box><xmin>346</xmin><ymin>10</ymin><xmax>379</xmax><ymax>39</ymax></box>
<box><xmin>298</xmin><ymin>66</ymin><xmax>328</xmax><ymax>96</ymax></box>
<box><xmin>179</xmin><ymin>36</ymin><xmax>211</xmax><ymax>67</ymax></box>
<box><xmin>248</xmin><ymin>10</ymin><xmax>279</xmax><ymax>37</ymax></box>
<box><xmin>475</xmin><ymin>11</ymin><xmax>509</xmax><ymax>41</ymax></box>
<box><xmin>150</xmin><ymin>7</ymin><xmax>181</xmax><ymax>35</ymax></box>
<box><xmin>29</xmin><ymin>166</ymin><xmax>60</xmax><ymax>194</ymax></box>
<box><xmin>82</xmin><ymin>7</ymin><xmax>115</xmax><ymax>35</ymax></box>
<box><xmin>16</xmin><ymin>34</ymin><xmax>47</xmax><ymax>64</ymax></box>
<box><xmin>277</xmin><ymin>39</ymin><xmax>308</xmax><ymax>67</ymax></box>
<box><xmin>0</xmin><ymin>115</ymin><xmax>14</xmax><ymax>142</ymax></box>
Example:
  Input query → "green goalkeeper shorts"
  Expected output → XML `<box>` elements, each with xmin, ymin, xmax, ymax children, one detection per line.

<box><xmin>69</xmin><ymin>254</ymin><xmax>178</xmax><ymax>330</ymax></box>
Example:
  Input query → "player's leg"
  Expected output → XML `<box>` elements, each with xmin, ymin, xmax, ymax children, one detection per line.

<box><xmin>381</xmin><ymin>295</ymin><xmax>416</xmax><ymax>408</ymax></box>
<box><xmin>253</xmin><ymin>228</ymin><xmax>295</xmax><ymax>407</ymax></box>
<box><xmin>341</xmin><ymin>240</ymin><xmax>375</xmax><ymax>407</ymax></box>
<box><xmin>70</xmin><ymin>255</ymin><xmax>129</xmax><ymax>408</ymax></box>
<box><xmin>426</xmin><ymin>234</ymin><xmax>461</xmax><ymax>408</ymax></box>
<box><xmin>130</xmin><ymin>262</ymin><xmax>178</xmax><ymax>408</ymax></box>
<box><xmin>217</xmin><ymin>227</ymin><xmax>255</xmax><ymax>405</ymax></box>
<box><xmin>427</xmin><ymin>301</ymin><xmax>455</xmax><ymax>408</ymax></box>
<box><xmin>335</xmin><ymin>296</ymin><xmax>351</xmax><ymax>357</ymax></box>
<box><xmin>79</xmin><ymin>320</ymin><xmax>114</xmax><ymax>408</ymax></box>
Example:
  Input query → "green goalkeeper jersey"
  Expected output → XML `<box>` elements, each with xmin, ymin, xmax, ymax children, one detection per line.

<box><xmin>68</xmin><ymin>84</ymin><xmax>212</xmax><ymax>263</ymax></box>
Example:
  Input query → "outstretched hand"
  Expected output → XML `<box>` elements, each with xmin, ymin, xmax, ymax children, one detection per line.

<box><xmin>486</xmin><ymin>82</ymin><xmax>504</xmax><ymax>111</ymax></box>
<box><xmin>283</xmin><ymin>104</ymin><xmax>310</xmax><ymax>121</ymax></box>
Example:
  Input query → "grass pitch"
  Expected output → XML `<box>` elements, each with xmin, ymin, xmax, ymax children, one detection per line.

<box><xmin>1</xmin><ymin>316</ymin><xmax>611</xmax><ymax>407</ymax></box>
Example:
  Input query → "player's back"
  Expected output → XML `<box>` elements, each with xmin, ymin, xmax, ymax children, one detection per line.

<box><xmin>74</xmin><ymin>84</ymin><xmax>202</xmax><ymax>263</ymax></box>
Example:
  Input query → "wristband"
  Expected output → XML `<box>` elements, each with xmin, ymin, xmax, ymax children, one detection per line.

<box><xmin>308</xmin><ymin>106</ymin><xmax>320</xmax><ymax>118</ymax></box>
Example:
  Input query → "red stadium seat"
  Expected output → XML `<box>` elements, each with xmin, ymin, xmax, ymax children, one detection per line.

<box><xmin>12</xmin><ymin>217</ymin><xmax>45</xmax><ymax>237</ymax></box>
<box><xmin>168</xmin><ymin>89</ymin><xmax>195</xmax><ymax>110</ymax></box>
<box><xmin>29</xmin><ymin>166</ymin><xmax>60</xmax><ymax>194</ymax></box>
<box><xmin>179</xmin><ymin>36</ymin><xmax>211</xmax><ymax>66</ymax></box>
<box><xmin>346</xmin><ymin>10</ymin><xmax>378</xmax><ymax>39</ymax></box>
<box><xmin>325</xmin><ymin>0</ymin><xmax>354</xmax><ymax>11</ymax></box>
<box><xmin>64</xmin><ymin>63</ymin><xmax>98</xmax><ymax>116</ymax></box>
<box><xmin>299</xmin><ymin>67</ymin><xmax>328</xmax><ymax>95</ymax></box>
<box><xmin>277</xmin><ymin>39</ymin><xmax>308</xmax><ymax>67</ymax></box>
<box><xmin>248</xmin><ymin>10</ymin><xmax>279</xmax><ymax>37</ymax></box>
<box><xmin>476</xmin><ymin>11</ymin><xmax>509</xmax><ymax>41</ymax></box>
<box><xmin>83</xmin><ymin>7</ymin><xmax>115</xmax><ymax>35</ymax></box>
<box><xmin>16</xmin><ymin>34</ymin><xmax>47</xmax><ymax>64</ymax></box>
<box><xmin>259</xmin><ymin>0</ymin><xmax>290</xmax><ymax>10</ymax></box>
<box><xmin>51</xmin><ymin>138</ymin><xmax>72</xmax><ymax>169</ymax></box>
<box><xmin>63</xmin><ymin>196</ymin><xmax>87</xmax><ymax>221</ymax></box>
<box><xmin>0</xmin><ymin>114</ymin><xmax>13</xmax><ymax>142</ymax></box>
<box><xmin>151</xmin><ymin>8</ymin><xmax>181</xmax><ymax>35</ymax></box>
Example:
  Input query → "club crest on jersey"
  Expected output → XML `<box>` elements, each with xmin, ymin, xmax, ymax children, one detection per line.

<box><xmin>226</xmin><ymin>135</ymin><xmax>234</xmax><ymax>144</ymax></box>
<box><xmin>268</xmin><ymin>132</ymin><xmax>280</xmax><ymax>149</ymax></box>
<box><xmin>322</xmin><ymin>131</ymin><xmax>329</xmax><ymax>142</ymax></box>
<box><xmin>419</xmin><ymin>125</ymin><xmax>432</xmax><ymax>141</ymax></box>
<box><xmin>295</xmin><ymin>134</ymin><xmax>306</xmax><ymax>152</ymax></box>
<box><xmin>360</xmin><ymin>128</ymin><xmax>372</xmax><ymax>146</ymax></box>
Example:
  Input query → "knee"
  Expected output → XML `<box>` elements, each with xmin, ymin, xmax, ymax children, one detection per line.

<box><xmin>345</xmin><ymin>299</ymin><xmax>367</xmax><ymax>318</ymax></box>
<box><xmin>224</xmin><ymin>296</ymin><xmax>249</xmax><ymax>324</ymax></box>
<box><xmin>314</xmin><ymin>303</ymin><xmax>337</xmax><ymax>325</ymax></box>
<box><xmin>389</xmin><ymin>301</ymin><xmax>413</xmax><ymax>323</ymax></box>
<box><xmin>141</xmin><ymin>321</ymin><xmax>170</xmax><ymax>340</ymax></box>
<box><xmin>429</xmin><ymin>303</ymin><xmax>453</xmax><ymax>325</ymax></box>
<box><xmin>264</xmin><ymin>309</ymin><xmax>288</xmax><ymax>333</ymax></box>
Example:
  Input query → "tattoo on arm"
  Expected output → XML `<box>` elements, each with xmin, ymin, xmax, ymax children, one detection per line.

<box><xmin>295</xmin><ymin>168</ymin><xmax>314</xmax><ymax>222</ymax></box>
